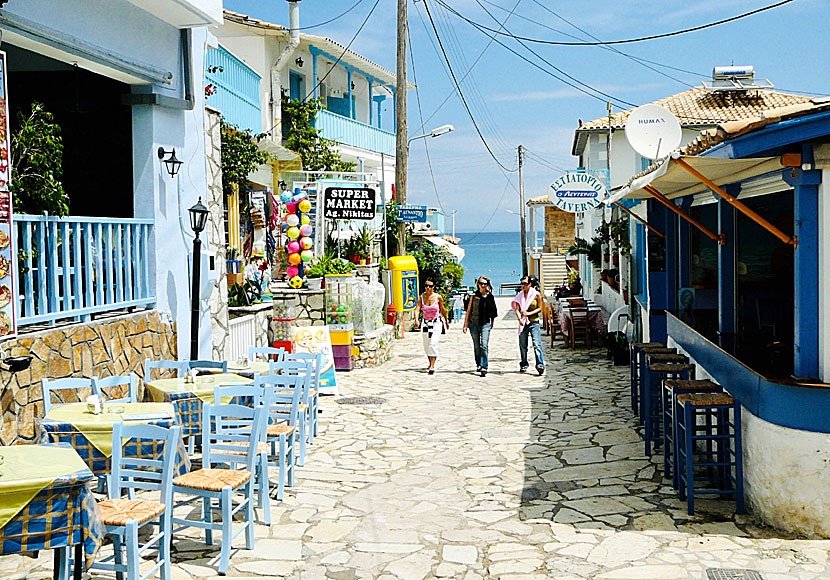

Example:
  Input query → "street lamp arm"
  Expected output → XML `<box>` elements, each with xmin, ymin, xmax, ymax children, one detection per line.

<box><xmin>407</xmin><ymin>123</ymin><xmax>455</xmax><ymax>145</ymax></box>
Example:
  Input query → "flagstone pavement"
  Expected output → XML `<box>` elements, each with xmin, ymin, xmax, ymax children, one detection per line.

<box><xmin>5</xmin><ymin>297</ymin><xmax>830</xmax><ymax>579</ymax></box>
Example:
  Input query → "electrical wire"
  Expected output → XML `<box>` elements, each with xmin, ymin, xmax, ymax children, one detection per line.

<box><xmin>421</xmin><ymin>0</ymin><xmax>517</xmax><ymax>172</ymax></box>
<box><xmin>298</xmin><ymin>0</ymin><xmax>368</xmax><ymax>30</ymax></box>
<box><xmin>459</xmin><ymin>170</ymin><xmax>517</xmax><ymax>243</ymax></box>
<box><xmin>437</xmin><ymin>0</ymin><xmax>798</xmax><ymax>46</ymax></box>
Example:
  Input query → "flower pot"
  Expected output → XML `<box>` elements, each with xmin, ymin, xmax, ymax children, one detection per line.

<box><xmin>349</xmin><ymin>254</ymin><xmax>360</xmax><ymax>264</ymax></box>
<box><xmin>359</xmin><ymin>258</ymin><xmax>367</xmax><ymax>266</ymax></box>
<box><xmin>307</xmin><ymin>277</ymin><xmax>323</xmax><ymax>291</ymax></box>
<box><xmin>227</xmin><ymin>272</ymin><xmax>244</xmax><ymax>287</ymax></box>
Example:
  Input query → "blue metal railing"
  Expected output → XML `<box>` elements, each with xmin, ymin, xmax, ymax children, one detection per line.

<box><xmin>315</xmin><ymin>109</ymin><xmax>395</xmax><ymax>156</ymax></box>
<box><xmin>14</xmin><ymin>215</ymin><xmax>155</xmax><ymax>326</ymax></box>
<box><xmin>206</xmin><ymin>45</ymin><xmax>262</xmax><ymax>134</ymax></box>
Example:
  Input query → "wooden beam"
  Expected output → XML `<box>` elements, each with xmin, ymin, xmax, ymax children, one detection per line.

<box><xmin>674</xmin><ymin>157</ymin><xmax>796</xmax><ymax>247</ymax></box>
<box><xmin>644</xmin><ymin>185</ymin><xmax>726</xmax><ymax>245</ymax></box>
<box><xmin>613</xmin><ymin>202</ymin><xmax>666</xmax><ymax>238</ymax></box>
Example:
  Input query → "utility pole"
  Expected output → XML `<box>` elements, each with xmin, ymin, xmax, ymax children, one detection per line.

<box><xmin>518</xmin><ymin>144</ymin><xmax>528</xmax><ymax>277</ymax></box>
<box><xmin>395</xmin><ymin>0</ymin><xmax>408</xmax><ymax>256</ymax></box>
<box><xmin>451</xmin><ymin>209</ymin><xmax>457</xmax><ymax>240</ymax></box>
<box><xmin>605</xmin><ymin>101</ymin><xmax>613</xmax><ymax>268</ymax></box>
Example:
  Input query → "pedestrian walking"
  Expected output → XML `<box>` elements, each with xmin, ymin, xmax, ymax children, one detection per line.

<box><xmin>413</xmin><ymin>279</ymin><xmax>450</xmax><ymax>375</ymax></box>
<box><xmin>463</xmin><ymin>276</ymin><xmax>498</xmax><ymax>377</ymax></box>
<box><xmin>512</xmin><ymin>275</ymin><xmax>545</xmax><ymax>375</ymax></box>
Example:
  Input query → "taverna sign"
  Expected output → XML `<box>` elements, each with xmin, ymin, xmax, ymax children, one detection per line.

<box><xmin>549</xmin><ymin>172</ymin><xmax>607</xmax><ymax>213</ymax></box>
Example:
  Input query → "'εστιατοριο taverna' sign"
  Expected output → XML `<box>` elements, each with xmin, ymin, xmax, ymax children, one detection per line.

<box><xmin>549</xmin><ymin>172</ymin><xmax>607</xmax><ymax>213</ymax></box>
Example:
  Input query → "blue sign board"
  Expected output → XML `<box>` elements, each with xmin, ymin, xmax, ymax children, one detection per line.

<box><xmin>396</xmin><ymin>205</ymin><xmax>427</xmax><ymax>223</ymax></box>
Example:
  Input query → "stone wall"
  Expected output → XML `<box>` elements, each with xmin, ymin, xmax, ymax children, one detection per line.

<box><xmin>205</xmin><ymin>107</ymin><xmax>229</xmax><ymax>361</ymax></box>
<box><xmin>0</xmin><ymin>310</ymin><xmax>177</xmax><ymax>444</ymax></box>
<box><xmin>271</xmin><ymin>289</ymin><xmax>326</xmax><ymax>327</ymax></box>
<box><xmin>544</xmin><ymin>207</ymin><xmax>576</xmax><ymax>252</ymax></box>
<box><xmin>353</xmin><ymin>325</ymin><xmax>394</xmax><ymax>369</ymax></box>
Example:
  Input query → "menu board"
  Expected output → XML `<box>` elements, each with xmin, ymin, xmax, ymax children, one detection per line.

<box><xmin>0</xmin><ymin>52</ymin><xmax>15</xmax><ymax>337</ymax></box>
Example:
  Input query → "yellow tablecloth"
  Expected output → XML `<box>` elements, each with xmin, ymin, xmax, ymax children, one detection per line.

<box><xmin>0</xmin><ymin>445</ymin><xmax>90</xmax><ymax>530</ymax></box>
<box><xmin>43</xmin><ymin>402</ymin><xmax>177</xmax><ymax>456</ymax></box>
<box><xmin>145</xmin><ymin>373</ymin><xmax>252</xmax><ymax>403</ymax></box>
<box><xmin>226</xmin><ymin>361</ymin><xmax>272</xmax><ymax>377</ymax></box>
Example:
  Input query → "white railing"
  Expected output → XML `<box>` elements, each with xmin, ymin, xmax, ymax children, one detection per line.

<box><xmin>228</xmin><ymin>314</ymin><xmax>258</xmax><ymax>361</ymax></box>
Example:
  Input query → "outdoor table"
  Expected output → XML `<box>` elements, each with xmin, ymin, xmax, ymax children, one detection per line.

<box><xmin>145</xmin><ymin>373</ymin><xmax>252</xmax><ymax>438</ymax></box>
<box><xmin>40</xmin><ymin>402</ymin><xmax>189</xmax><ymax>478</ymax></box>
<box><xmin>559</xmin><ymin>305</ymin><xmax>609</xmax><ymax>347</ymax></box>
<box><xmin>0</xmin><ymin>444</ymin><xmax>104</xmax><ymax>579</ymax></box>
<box><xmin>224</xmin><ymin>361</ymin><xmax>272</xmax><ymax>378</ymax></box>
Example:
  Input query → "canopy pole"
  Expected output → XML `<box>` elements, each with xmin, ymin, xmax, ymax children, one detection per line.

<box><xmin>613</xmin><ymin>202</ymin><xmax>665</xmax><ymax>239</ymax></box>
<box><xmin>674</xmin><ymin>157</ymin><xmax>796</xmax><ymax>247</ymax></box>
<box><xmin>644</xmin><ymin>185</ymin><xmax>726</xmax><ymax>245</ymax></box>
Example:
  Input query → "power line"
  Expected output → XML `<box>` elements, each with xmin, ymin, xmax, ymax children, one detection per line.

<box><xmin>437</xmin><ymin>0</ymin><xmax>797</xmax><ymax>46</ymax></box>
<box><xmin>459</xmin><ymin>171</ymin><xmax>517</xmax><ymax>243</ymax></box>
<box><xmin>421</xmin><ymin>0</ymin><xmax>516</xmax><ymax>172</ymax></box>
<box><xmin>298</xmin><ymin>0</ymin><xmax>368</xmax><ymax>30</ymax></box>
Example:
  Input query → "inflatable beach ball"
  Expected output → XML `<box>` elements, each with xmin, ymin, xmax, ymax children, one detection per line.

<box><xmin>292</xmin><ymin>192</ymin><xmax>307</xmax><ymax>203</ymax></box>
<box><xmin>301</xmin><ymin>215</ymin><xmax>310</xmax><ymax>225</ymax></box>
<box><xmin>286</xmin><ymin>265</ymin><xmax>299</xmax><ymax>278</ymax></box>
<box><xmin>288</xmin><ymin>252</ymin><xmax>301</xmax><ymax>266</ymax></box>
<box><xmin>286</xmin><ymin>226</ymin><xmax>300</xmax><ymax>239</ymax></box>
<box><xmin>288</xmin><ymin>275</ymin><xmax>304</xmax><ymax>289</ymax></box>
<box><xmin>298</xmin><ymin>199</ymin><xmax>311</xmax><ymax>213</ymax></box>
<box><xmin>301</xmin><ymin>249</ymin><xmax>313</xmax><ymax>262</ymax></box>
<box><xmin>287</xmin><ymin>240</ymin><xmax>301</xmax><ymax>254</ymax></box>
<box><xmin>280</xmin><ymin>192</ymin><xmax>291</xmax><ymax>204</ymax></box>
<box><xmin>300</xmin><ymin>237</ymin><xmax>313</xmax><ymax>250</ymax></box>
<box><xmin>286</xmin><ymin>214</ymin><xmax>300</xmax><ymax>227</ymax></box>
<box><xmin>299</xmin><ymin>224</ymin><xmax>312</xmax><ymax>237</ymax></box>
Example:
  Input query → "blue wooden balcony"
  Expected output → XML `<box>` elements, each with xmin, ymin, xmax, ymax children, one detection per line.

<box><xmin>206</xmin><ymin>46</ymin><xmax>262</xmax><ymax>134</ymax></box>
<box><xmin>315</xmin><ymin>109</ymin><xmax>395</xmax><ymax>157</ymax></box>
<box><xmin>14</xmin><ymin>215</ymin><xmax>155</xmax><ymax>326</ymax></box>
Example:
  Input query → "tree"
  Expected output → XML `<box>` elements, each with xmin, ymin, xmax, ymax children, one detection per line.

<box><xmin>10</xmin><ymin>102</ymin><xmax>69</xmax><ymax>216</ymax></box>
<box><xmin>220</xmin><ymin>120</ymin><xmax>272</xmax><ymax>196</ymax></box>
<box><xmin>281</xmin><ymin>94</ymin><xmax>355</xmax><ymax>172</ymax></box>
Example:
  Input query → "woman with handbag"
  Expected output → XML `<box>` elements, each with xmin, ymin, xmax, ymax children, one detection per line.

<box><xmin>413</xmin><ymin>278</ymin><xmax>450</xmax><ymax>375</ymax></box>
<box><xmin>463</xmin><ymin>276</ymin><xmax>498</xmax><ymax>377</ymax></box>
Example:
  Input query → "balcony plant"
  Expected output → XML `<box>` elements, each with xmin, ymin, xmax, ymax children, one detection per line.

<box><xmin>568</xmin><ymin>237</ymin><xmax>602</xmax><ymax>271</ymax></box>
<box><xmin>281</xmin><ymin>94</ymin><xmax>355</xmax><ymax>172</ymax></box>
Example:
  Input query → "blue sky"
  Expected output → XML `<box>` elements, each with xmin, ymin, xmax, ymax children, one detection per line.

<box><xmin>223</xmin><ymin>0</ymin><xmax>826</xmax><ymax>233</ymax></box>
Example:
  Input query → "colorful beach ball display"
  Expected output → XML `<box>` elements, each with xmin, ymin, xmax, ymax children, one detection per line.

<box><xmin>287</xmin><ymin>240</ymin><xmax>301</xmax><ymax>254</ymax></box>
<box><xmin>298</xmin><ymin>199</ymin><xmax>311</xmax><ymax>213</ymax></box>
<box><xmin>299</xmin><ymin>224</ymin><xmax>313</xmax><ymax>237</ymax></box>
<box><xmin>286</xmin><ymin>214</ymin><xmax>300</xmax><ymax>227</ymax></box>
<box><xmin>286</xmin><ymin>226</ymin><xmax>300</xmax><ymax>240</ymax></box>
<box><xmin>288</xmin><ymin>275</ymin><xmax>304</xmax><ymax>289</ymax></box>
<box><xmin>280</xmin><ymin>188</ymin><xmax>314</xmax><ymax>287</ymax></box>
<box><xmin>286</xmin><ymin>265</ymin><xmax>299</xmax><ymax>278</ymax></box>
<box><xmin>288</xmin><ymin>252</ymin><xmax>301</xmax><ymax>265</ymax></box>
<box><xmin>301</xmin><ymin>249</ymin><xmax>313</xmax><ymax>262</ymax></box>
<box><xmin>300</xmin><ymin>236</ymin><xmax>313</xmax><ymax>250</ymax></box>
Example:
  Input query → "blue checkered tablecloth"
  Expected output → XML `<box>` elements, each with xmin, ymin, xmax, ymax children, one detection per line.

<box><xmin>0</xmin><ymin>445</ymin><xmax>104</xmax><ymax>571</ymax></box>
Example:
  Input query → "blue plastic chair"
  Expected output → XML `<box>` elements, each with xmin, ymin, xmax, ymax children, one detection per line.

<box><xmin>212</xmin><ymin>382</ymin><xmax>272</xmax><ymax>524</ymax></box>
<box><xmin>41</xmin><ymin>377</ymin><xmax>96</xmax><ymax>414</ymax></box>
<box><xmin>90</xmin><ymin>422</ymin><xmax>181</xmax><ymax>580</ymax></box>
<box><xmin>187</xmin><ymin>360</ymin><xmax>228</xmax><ymax>373</ymax></box>
<box><xmin>255</xmin><ymin>373</ymin><xmax>303</xmax><ymax>501</ymax></box>
<box><xmin>248</xmin><ymin>346</ymin><xmax>286</xmax><ymax>363</ymax></box>
<box><xmin>144</xmin><ymin>359</ymin><xmax>188</xmax><ymax>381</ymax></box>
<box><xmin>286</xmin><ymin>352</ymin><xmax>324</xmax><ymax>442</ymax></box>
<box><xmin>93</xmin><ymin>374</ymin><xmax>138</xmax><ymax>404</ymax></box>
<box><xmin>269</xmin><ymin>360</ymin><xmax>313</xmax><ymax>466</ymax></box>
<box><xmin>171</xmin><ymin>402</ymin><xmax>265</xmax><ymax>575</ymax></box>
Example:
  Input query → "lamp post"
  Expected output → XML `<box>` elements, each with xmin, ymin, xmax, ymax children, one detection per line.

<box><xmin>407</xmin><ymin>124</ymin><xmax>455</xmax><ymax>145</ymax></box>
<box><xmin>188</xmin><ymin>197</ymin><xmax>209</xmax><ymax>360</ymax></box>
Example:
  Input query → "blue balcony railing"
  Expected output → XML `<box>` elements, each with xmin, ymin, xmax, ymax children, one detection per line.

<box><xmin>315</xmin><ymin>109</ymin><xmax>395</xmax><ymax>156</ymax></box>
<box><xmin>15</xmin><ymin>215</ymin><xmax>155</xmax><ymax>326</ymax></box>
<box><xmin>206</xmin><ymin>46</ymin><xmax>262</xmax><ymax>134</ymax></box>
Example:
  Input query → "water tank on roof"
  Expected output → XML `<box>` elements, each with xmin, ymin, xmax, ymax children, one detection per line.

<box><xmin>713</xmin><ymin>66</ymin><xmax>755</xmax><ymax>81</ymax></box>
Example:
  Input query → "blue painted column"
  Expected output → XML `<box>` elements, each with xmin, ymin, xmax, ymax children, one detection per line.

<box><xmin>646</xmin><ymin>200</ymin><xmax>674</xmax><ymax>343</ymax></box>
<box><xmin>374</xmin><ymin>96</ymin><xmax>385</xmax><ymax>130</ymax></box>
<box><xmin>346</xmin><ymin>69</ymin><xmax>354</xmax><ymax>119</ymax></box>
<box><xmin>677</xmin><ymin>197</ymin><xmax>692</xmax><ymax>291</ymax></box>
<box><xmin>718</xmin><ymin>188</ymin><xmax>737</xmax><ymax>353</ymax></box>
<box><xmin>368</xmin><ymin>79</ymin><xmax>373</xmax><ymax>126</ymax></box>
<box><xmin>786</xmin><ymin>145</ymin><xmax>821</xmax><ymax>378</ymax></box>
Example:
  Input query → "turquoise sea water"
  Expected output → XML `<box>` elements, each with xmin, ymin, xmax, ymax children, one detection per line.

<box><xmin>457</xmin><ymin>231</ymin><xmax>525</xmax><ymax>293</ymax></box>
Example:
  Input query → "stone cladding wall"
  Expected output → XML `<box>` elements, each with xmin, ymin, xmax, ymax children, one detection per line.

<box><xmin>271</xmin><ymin>289</ymin><xmax>326</xmax><ymax>327</ymax></box>
<box><xmin>0</xmin><ymin>310</ymin><xmax>177</xmax><ymax>444</ymax></box>
<box><xmin>544</xmin><ymin>206</ymin><xmax>576</xmax><ymax>252</ymax></box>
<box><xmin>205</xmin><ymin>107</ymin><xmax>229</xmax><ymax>361</ymax></box>
<box><xmin>353</xmin><ymin>324</ymin><xmax>394</xmax><ymax>369</ymax></box>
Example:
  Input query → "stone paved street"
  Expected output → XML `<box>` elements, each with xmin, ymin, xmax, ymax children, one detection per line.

<box><xmin>4</xmin><ymin>297</ymin><xmax>830</xmax><ymax>580</ymax></box>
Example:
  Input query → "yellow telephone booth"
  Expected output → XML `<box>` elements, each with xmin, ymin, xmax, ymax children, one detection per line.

<box><xmin>387</xmin><ymin>256</ymin><xmax>419</xmax><ymax>313</ymax></box>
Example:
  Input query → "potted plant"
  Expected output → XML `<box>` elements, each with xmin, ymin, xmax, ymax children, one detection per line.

<box><xmin>343</xmin><ymin>236</ymin><xmax>360</xmax><ymax>264</ymax></box>
<box><xmin>568</xmin><ymin>238</ymin><xmax>602</xmax><ymax>272</ymax></box>
<box><xmin>306</xmin><ymin>257</ymin><xmax>327</xmax><ymax>290</ymax></box>
<box><xmin>354</xmin><ymin>224</ymin><xmax>375</xmax><ymax>265</ymax></box>
<box><xmin>226</xmin><ymin>247</ymin><xmax>244</xmax><ymax>286</ymax></box>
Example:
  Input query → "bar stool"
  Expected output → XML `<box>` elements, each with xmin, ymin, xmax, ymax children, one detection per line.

<box><xmin>676</xmin><ymin>392</ymin><xmax>744</xmax><ymax>515</ymax></box>
<box><xmin>662</xmin><ymin>379</ymin><xmax>722</xmax><ymax>488</ymax></box>
<box><xmin>640</xmin><ymin>351</ymin><xmax>686</xmax><ymax>423</ymax></box>
<box><xmin>630</xmin><ymin>343</ymin><xmax>670</xmax><ymax>415</ymax></box>
<box><xmin>643</xmin><ymin>362</ymin><xmax>694</xmax><ymax>456</ymax></box>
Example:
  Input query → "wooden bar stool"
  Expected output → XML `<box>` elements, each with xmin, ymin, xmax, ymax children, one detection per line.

<box><xmin>643</xmin><ymin>362</ymin><xmax>694</xmax><ymax>456</ymax></box>
<box><xmin>676</xmin><ymin>392</ymin><xmax>744</xmax><ymax>516</ymax></box>
<box><xmin>629</xmin><ymin>343</ymin><xmax>668</xmax><ymax>416</ymax></box>
<box><xmin>662</xmin><ymin>379</ymin><xmax>722</xmax><ymax>488</ymax></box>
<box><xmin>638</xmin><ymin>349</ymin><xmax>681</xmax><ymax>423</ymax></box>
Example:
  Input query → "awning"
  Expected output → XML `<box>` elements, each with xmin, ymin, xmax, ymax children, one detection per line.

<box><xmin>424</xmin><ymin>236</ymin><xmax>465</xmax><ymax>262</ymax></box>
<box><xmin>605</xmin><ymin>153</ymin><xmax>782</xmax><ymax>205</ymax></box>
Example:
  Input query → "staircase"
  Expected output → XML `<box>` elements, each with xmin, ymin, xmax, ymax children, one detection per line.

<box><xmin>540</xmin><ymin>253</ymin><xmax>569</xmax><ymax>295</ymax></box>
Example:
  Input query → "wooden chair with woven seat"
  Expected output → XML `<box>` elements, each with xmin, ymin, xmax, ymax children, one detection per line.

<box><xmin>255</xmin><ymin>372</ymin><xmax>303</xmax><ymax>501</ymax></box>
<box><xmin>170</xmin><ymin>402</ymin><xmax>265</xmax><ymax>575</ymax></box>
<box><xmin>212</xmin><ymin>383</ymin><xmax>273</xmax><ymax>524</ymax></box>
<box><xmin>187</xmin><ymin>360</ymin><xmax>227</xmax><ymax>373</ymax></box>
<box><xmin>286</xmin><ymin>351</ymin><xmax>324</xmax><ymax>442</ymax></box>
<box><xmin>269</xmin><ymin>360</ymin><xmax>313</xmax><ymax>466</ymax></box>
<box><xmin>248</xmin><ymin>346</ymin><xmax>286</xmax><ymax>363</ymax></box>
<box><xmin>547</xmin><ymin>304</ymin><xmax>561</xmax><ymax>346</ymax></box>
<box><xmin>88</xmin><ymin>422</ymin><xmax>181</xmax><ymax>580</ymax></box>
<box><xmin>42</xmin><ymin>377</ymin><xmax>96</xmax><ymax>414</ymax></box>
<box><xmin>93</xmin><ymin>374</ymin><xmax>138</xmax><ymax>405</ymax></box>
<box><xmin>568</xmin><ymin>305</ymin><xmax>592</xmax><ymax>349</ymax></box>
<box><xmin>144</xmin><ymin>359</ymin><xmax>188</xmax><ymax>381</ymax></box>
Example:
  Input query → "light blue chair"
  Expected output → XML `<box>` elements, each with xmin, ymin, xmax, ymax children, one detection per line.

<box><xmin>41</xmin><ymin>377</ymin><xmax>96</xmax><ymax>415</ymax></box>
<box><xmin>248</xmin><ymin>346</ymin><xmax>286</xmax><ymax>363</ymax></box>
<box><xmin>212</xmin><ymin>382</ymin><xmax>272</xmax><ymax>524</ymax></box>
<box><xmin>255</xmin><ymin>373</ymin><xmax>303</xmax><ymax>501</ymax></box>
<box><xmin>144</xmin><ymin>359</ymin><xmax>188</xmax><ymax>381</ymax></box>
<box><xmin>187</xmin><ymin>360</ymin><xmax>227</xmax><ymax>373</ymax></box>
<box><xmin>286</xmin><ymin>351</ymin><xmax>324</xmax><ymax>442</ymax></box>
<box><xmin>170</xmin><ymin>402</ymin><xmax>265</xmax><ymax>575</ymax></box>
<box><xmin>93</xmin><ymin>374</ymin><xmax>138</xmax><ymax>404</ymax></box>
<box><xmin>91</xmin><ymin>422</ymin><xmax>181</xmax><ymax>580</ymax></box>
<box><xmin>269</xmin><ymin>360</ymin><xmax>312</xmax><ymax>466</ymax></box>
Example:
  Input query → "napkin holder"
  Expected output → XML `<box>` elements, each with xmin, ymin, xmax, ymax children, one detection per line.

<box><xmin>86</xmin><ymin>394</ymin><xmax>102</xmax><ymax>415</ymax></box>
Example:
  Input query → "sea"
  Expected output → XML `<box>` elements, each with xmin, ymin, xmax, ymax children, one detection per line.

<box><xmin>457</xmin><ymin>230</ymin><xmax>526</xmax><ymax>294</ymax></box>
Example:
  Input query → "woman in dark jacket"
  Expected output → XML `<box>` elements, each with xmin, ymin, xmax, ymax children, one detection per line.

<box><xmin>462</xmin><ymin>276</ymin><xmax>498</xmax><ymax>377</ymax></box>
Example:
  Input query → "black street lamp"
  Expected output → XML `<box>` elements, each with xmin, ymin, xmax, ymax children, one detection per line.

<box><xmin>188</xmin><ymin>197</ymin><xmax>209</xmax><ymax>359</ymax></box>
<box><xmin>158</xmin><ymin>147</ymin><xmax>183</xmax><ymax>178</ymax></box>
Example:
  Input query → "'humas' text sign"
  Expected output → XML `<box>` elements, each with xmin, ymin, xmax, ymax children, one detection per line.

<box><xmin>549</xmin><ymin>172</ymin><xmax>607</xmax><ymax>213</ymax></box>
<box><xmin>324</xmin><ymin>187</ymin><xmax>376</xmax><ymax>220</ymax></box>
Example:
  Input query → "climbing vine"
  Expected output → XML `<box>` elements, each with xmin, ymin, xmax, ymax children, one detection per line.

<box><xmin>281</xmin><ymin>94</ymin><xmax>355</xmax><ymax>172</ymax></box>
<box><xmin>220</xmin><ymin>120</ymin><xmax>272</xmax><ymax>196</ymax></box>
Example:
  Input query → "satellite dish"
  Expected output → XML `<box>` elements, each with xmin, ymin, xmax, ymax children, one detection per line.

<box><xmin>625</xmin><ymin>104</ymin><xmax>682</xmax><ymax>160</ymax></box>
